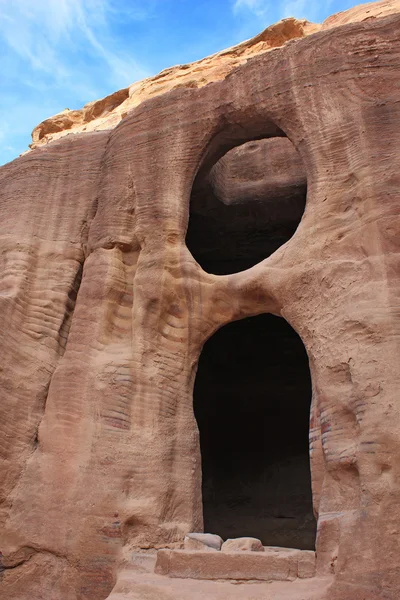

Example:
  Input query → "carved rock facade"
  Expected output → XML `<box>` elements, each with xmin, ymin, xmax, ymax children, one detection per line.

<box><xmin>0</xmin><ymin>2</ymin><xmax>399</xmax><ymax>599</ymax></box>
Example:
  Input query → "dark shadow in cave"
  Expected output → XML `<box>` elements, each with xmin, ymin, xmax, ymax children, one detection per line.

<box><xmin>188</xmin><ymin>134</ymin><xmax>315</xmax><ymax>548</ymax></box>
<box><xmin>186</xmin><ymin>137</ymin><xmax>307</xmax><ymax>275</ymax></box>
<box><xmin>193</xmin><ymin>314</ymin><xmax>316</xmax><ymax>550</ymax></box>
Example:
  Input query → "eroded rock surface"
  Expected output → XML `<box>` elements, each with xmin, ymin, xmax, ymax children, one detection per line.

<box><xmin>0</xmin><ymin>2</ymin><xmax>399</xmax><ymax>600</ymax></box>
<box><xmin>27</xmin><ymin>0</ymin><xmax>400</xmax><ymax>152</ymax></box>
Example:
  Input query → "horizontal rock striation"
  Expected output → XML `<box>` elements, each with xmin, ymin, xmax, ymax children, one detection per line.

<box><xmin>0</xmin><ymin>2</ymin><xmax>399</xmax><ymax>600</ymax></box>
<box><xmin>27</xmin><ymin>0</ymin><xmax>400</xmax><ymax>153</ymax></box>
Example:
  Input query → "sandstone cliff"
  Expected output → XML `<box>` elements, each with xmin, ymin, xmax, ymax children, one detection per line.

<box><xmin>1</xmin><ymin>2</ymin><xmax>399</xmax><ymax>600</ymax></box>
<box><xmin>29</xmin><ymin>0</ymin><xmax>400</xmax><ymax>151</ymax></box>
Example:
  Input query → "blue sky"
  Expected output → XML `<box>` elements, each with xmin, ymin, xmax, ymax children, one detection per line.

<box><xmin>0</xmin><ymin>0</ymin><xmax>369</xmax><ymax>165</ymax></box>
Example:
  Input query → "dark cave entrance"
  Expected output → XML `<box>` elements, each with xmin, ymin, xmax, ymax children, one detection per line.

<box><xmin>186</xmin><ymin>137</ymin><xmax>307</xmax><ymax>275</ymax></box>
<box><xmin>193</xmin><ymin>314</ymin><xmax>316</xmax><ymax>549</ymax></box>
<box><xmin>188</xmin><ymin>135</ymin><xmax>315</xmax><ymax>548</ymax></box>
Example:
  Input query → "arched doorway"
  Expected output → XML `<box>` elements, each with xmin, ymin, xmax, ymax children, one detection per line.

<box><xmin>193</xmin><ymin>313</ymin><xmax>316</xmax><ymax>550</ymax></box>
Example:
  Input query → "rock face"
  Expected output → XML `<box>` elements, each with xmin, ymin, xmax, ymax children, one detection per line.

<box><xmin>28</xmin><ymin>18</ymin><xmax>319</xmax><ymax>150</ymax></box>
<box><xmin>0</xmin><ymin>2</ymin><xmax>399</xmax><ymax>600</ymax></box>
<box><xmin>27</xmin><ymin>0</ymin><xmax>400</xmax><ymax>152</ymax></box>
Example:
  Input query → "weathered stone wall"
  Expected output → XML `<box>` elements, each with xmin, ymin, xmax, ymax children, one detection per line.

<box><xmin>0</xmin><ymin>8</ymin><xmax>399</xmax><ymax>600</ymax></box>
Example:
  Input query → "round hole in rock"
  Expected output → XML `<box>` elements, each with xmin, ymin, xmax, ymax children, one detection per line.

<box><xmin>193</xmin><ymin>313</ymin><xmax>316</xmax><ymax>550</ymax></box>
<box><xmin>186</xmin><ymin>137</ymin><xmax>307</xmax><ymax>275</ymax></box>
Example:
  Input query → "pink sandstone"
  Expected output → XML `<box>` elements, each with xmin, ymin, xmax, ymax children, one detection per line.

<box><xmin>0</xmin><ymin>2</ymin><xmax>399</xmax><ymax>600</ymax></box>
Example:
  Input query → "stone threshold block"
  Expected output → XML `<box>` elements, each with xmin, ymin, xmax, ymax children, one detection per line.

<box><xmin>155</xmin><ymin>547</ymin><xmax>316</xmax><ymax>581</ymax></box>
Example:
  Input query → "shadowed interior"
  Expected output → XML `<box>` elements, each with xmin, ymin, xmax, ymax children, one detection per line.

<box><xmin>193</xmin><ymin>314</ymin><xmax>316</xmax><ymax>549</ymax></box>
<box><xmin>189</xmin><ymin>136</ymin><xmax>315</xmax><ymax>548</ymax></box>
<box><xmin>186</xmin><ymin>137</ymin><xmax>307</xmax><ymax>275</ymax></box>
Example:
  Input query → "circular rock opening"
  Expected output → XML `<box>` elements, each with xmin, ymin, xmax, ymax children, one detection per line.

<box><xmin>186</xmin><ymin>137</ymin><xmax>307</xmax><ymax>275</ymax></box>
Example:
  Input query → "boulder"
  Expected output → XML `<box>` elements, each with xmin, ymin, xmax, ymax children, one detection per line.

<box><xmin>221</xmin><ymin>537</ymin><xmax>264</xmax><ymax>552</ymax></box>
<box><xmin>184</xmin><ymin>533</ymin><xmax>223</xmax><ymax>551</ymax></box>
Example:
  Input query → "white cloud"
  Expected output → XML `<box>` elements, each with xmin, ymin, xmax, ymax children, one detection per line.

<box><xmin>282</xmin><ymin>0</ymin><xmax>334</xmax><ymax>21</ymax></box>
<box><xmin>0</xmin><ymin>0</ymin><xmax>149</xmax><ymax>89</ymax></box>
<box><xmin>233</xmin><ymin>0</ymin><xmax>269</xmax><ymax>18</ymax></box>
<box><xmin>0</xmin><ymin>0</ymin><xmax>154</xmax><ymax>164</ymax></box>
<box><xmin>282</xmin><ymin>0</ymin><xmax>316</xmax><ymax>20</ymax></box>
<box><xmin>232</xmin><ymin>0</ymin><xmax>333</xmax><ymax>23</ymax></box>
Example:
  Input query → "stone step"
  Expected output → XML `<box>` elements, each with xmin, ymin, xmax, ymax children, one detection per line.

<box><xmin>130</xmin><ymin>552</ymin><xmax>157</xmax><ymax>573</ymax></box>
<box><xmin>155</xmin><ymin>547</ymin><xmax>316</xmax><ymax>582</ymax></box>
